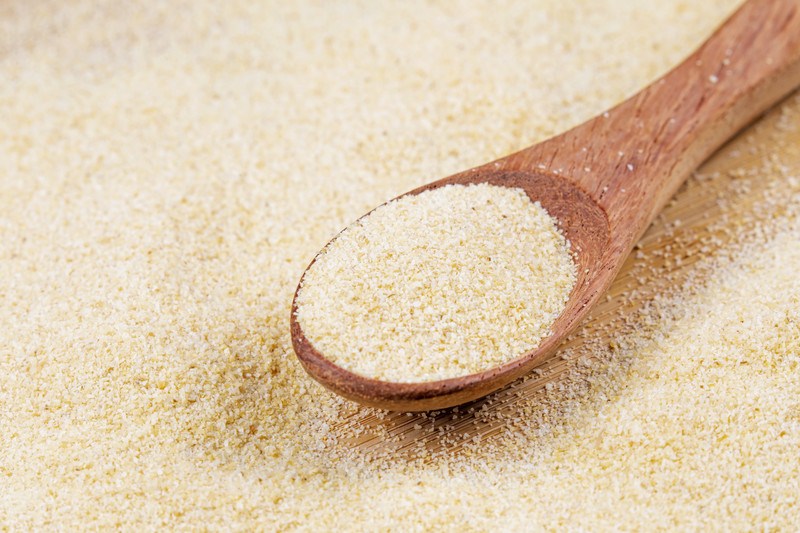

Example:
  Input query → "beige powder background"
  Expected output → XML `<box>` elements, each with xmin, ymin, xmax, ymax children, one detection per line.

<box><xmin>3</xmin><ymin>0</ymin><xmax>800</xmax><ymax>530</ymax></box>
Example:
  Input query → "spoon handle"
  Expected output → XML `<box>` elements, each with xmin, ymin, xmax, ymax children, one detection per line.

<box><xmin>504</xmin><ymin>0</ymin><xmax>800</xmax><ymax>253</ymax></box>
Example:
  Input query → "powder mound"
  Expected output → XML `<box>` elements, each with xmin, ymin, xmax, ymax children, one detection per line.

<box><xmin>295</xmin><ymin>183</ymin><xmax>577</xmax><ymax>382</ymax></box>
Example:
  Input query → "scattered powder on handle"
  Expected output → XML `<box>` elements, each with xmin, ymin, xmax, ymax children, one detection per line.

<box><xmin>295</xmin><ymin>183</ymin><xmax>577</xmax><ymax>382</ymax></box>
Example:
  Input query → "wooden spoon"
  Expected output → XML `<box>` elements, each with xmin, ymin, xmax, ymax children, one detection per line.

<box><xmin>291</xmin><ymin>0</ymin><xmax>800</xmax><ymax>411</ymax></box>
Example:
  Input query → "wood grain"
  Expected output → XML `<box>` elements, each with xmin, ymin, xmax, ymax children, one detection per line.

<box><xmin>292</xmin><ymin>0</ymin><xmax>800</xmax><ymax>411</ymax></box>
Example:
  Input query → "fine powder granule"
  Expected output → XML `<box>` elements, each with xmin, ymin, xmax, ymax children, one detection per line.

<box><xmin>295</xmin><ymin>183</ymin><xmax>577</xmax><ymax>382</ymax></box>
<box><xmin>6</xmin><ymin>0</ymin><xmax>800</xmax><ymax>530</ymax></box>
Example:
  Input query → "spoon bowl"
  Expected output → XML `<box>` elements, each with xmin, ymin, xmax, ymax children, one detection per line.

<box><xmin>292</xmin><ymin>169</ymin><xmax>610</xmax><ymax>410</ymax></box>
<box><xmin>291</xmin><ymin>0</ymin><xmax>800</xmax><ymax>411</ymax></box>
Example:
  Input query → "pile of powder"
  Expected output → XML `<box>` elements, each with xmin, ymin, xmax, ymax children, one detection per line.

<box><xmin>295</xmin><ymin>183</ymin><xmax>576</xmax><ymax>382</ymax></box>
<box><xmin>10</xmin><ymin>0</ymin><xmax>800</xmax><ymax>530</ymax></box>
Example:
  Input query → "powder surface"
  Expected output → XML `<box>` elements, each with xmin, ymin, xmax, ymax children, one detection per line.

<box><xmin>296</xmin><ymin>183</ymin><xmax>577</xmax><ymax>382</ymax></box>
<box><xmin>11</xmin><ymin>0</ymin><xmax>800</xmax><ymax>531</ymax></box>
